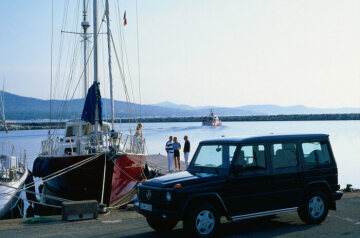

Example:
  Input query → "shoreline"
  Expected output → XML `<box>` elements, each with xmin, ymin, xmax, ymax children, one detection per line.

<box><xmin>1</xmin><ymin>113</ymin><xmax>360</xmax><ymax>131</ymax></box>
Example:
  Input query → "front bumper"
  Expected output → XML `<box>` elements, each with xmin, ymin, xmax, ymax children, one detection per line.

<box><xmin>135</xmin><ymin>202</ymin><xmax>181</xmax><ymax>220</ymax></box>
<box><xmin>333</xmin><ymin>191</ymin><xmax>343</xmax><ymax>200</ymax></box>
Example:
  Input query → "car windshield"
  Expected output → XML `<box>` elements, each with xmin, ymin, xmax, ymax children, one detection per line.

<box><xmin>189</xmin><ymin>144</ymin><xmax>237</xmax><ymax>173</ymax></box>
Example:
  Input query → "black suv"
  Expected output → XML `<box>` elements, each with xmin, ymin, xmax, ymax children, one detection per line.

<box><xmin>136</xmin><ymin>134</ymin><xmax>343</xmax><ymax>237</ymax></box>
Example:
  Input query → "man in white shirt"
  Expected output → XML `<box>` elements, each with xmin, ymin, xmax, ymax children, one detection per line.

<box><xmin>165</xmin><ymin>136</ymin><xmax>174</xmax><ymax>172</ymax></box>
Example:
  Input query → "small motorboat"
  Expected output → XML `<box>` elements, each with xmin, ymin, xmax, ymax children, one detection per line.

<box><xmin>0</xmin><ymin>153</ymin><xmax>28</xmax><ymax>219</ymax></box>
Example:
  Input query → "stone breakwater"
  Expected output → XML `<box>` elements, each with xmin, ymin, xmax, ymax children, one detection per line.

<box><xmin>1</xmin><ymin>122</ymin><xmax>66</xmax><ymax>131</ymax></box>
<box><xmin>1</xmin><ymin>113</ymin><xmax>360</xmax><ymax>131</ymax></box>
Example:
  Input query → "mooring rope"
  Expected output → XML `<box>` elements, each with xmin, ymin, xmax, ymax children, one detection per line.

<box><xmin>0</xmin><ymin>153</ymin><xmax>104</xmax><ymax>200</ymax></box>
<box><xmin>0</xmin><ymin>183</ymin><xmax>71</xmax><ymax>202</ymax></box>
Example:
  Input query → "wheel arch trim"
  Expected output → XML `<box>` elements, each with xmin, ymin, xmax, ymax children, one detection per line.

<box><xmin>180</xmin><ymin>192</ymin><xmax>230</xmax><ymax>218</ymax></box>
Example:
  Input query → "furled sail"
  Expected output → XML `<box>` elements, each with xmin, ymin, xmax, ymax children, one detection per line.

<box><xmin>81</xmin><ymin>82</ymin><xmax>103</xmax><ymax>125</ymax></box>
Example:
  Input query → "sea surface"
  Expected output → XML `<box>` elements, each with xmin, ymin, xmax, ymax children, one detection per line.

<box><xmin>1</xmin><ymin>120</ymin><xmax>359</xmax><ymax>188</ymax></box>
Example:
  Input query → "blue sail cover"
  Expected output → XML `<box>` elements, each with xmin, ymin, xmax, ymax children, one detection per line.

<box><xmin>81</xmin><ymin>82</ymin><xmax>103</xmax><ymax>125</ymax></box>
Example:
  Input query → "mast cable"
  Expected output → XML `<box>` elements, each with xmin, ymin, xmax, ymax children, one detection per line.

<box><xmin>50</xmin><ymin>0</ymin><xmax>54</xmax><ymax>125</ymax></box>
<box><xmin>136</xmin><ymin>0</ymin><xmax>142</xmax><ymax>120</ymax></box>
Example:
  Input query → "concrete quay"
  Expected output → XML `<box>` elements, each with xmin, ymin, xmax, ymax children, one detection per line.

<box><xmin>1</xmin><ymin>191</ymin><xmax>359</xmax><ymax>238</ymax></box>
<box><xmin>147</xmin><ymin>154</ymin><xmax>187</xmax><ymax>173</ymax></box>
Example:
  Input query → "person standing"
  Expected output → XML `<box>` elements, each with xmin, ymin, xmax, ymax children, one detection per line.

<box><xmin>183</xmin><ymin>135</ymin><xmax>190</xmax><ymax>168</ymax></box>
<box><xmin>165</xmin><ymin>136</ymin><xmax>174</xmax><ymax>172</ymax></box>
<box><xmin>133</xmin><ymin>123</ymin><xmax>143</xmax><ymax>153</ymax></box>
<box><xmin>173</xmin><ymin>137</ymin><xmax>181</xmax><ymax>171</ymax></box>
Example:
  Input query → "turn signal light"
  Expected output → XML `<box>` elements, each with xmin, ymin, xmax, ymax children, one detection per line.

<box><xmin>173</xmin><ymin>183</ymin><xmax>182</xmax><ymax>188</ymax></box>
<box><xmin>140</xmin><ymin>179</ymin><xmax>147</xmax><ymax>184</ymax></box>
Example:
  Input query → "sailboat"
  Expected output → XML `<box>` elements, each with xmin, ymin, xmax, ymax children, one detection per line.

<box><xmin>0</xmin><ymin>85</ymin><xmax>29</xmax><ymax>219</ymax></box>
<box><xmin>32</xmin><ymin>0</ymin><xmax>146</xmax><ymax>209</ymax></box>
<box><xmin>0</xmin><ymin>149</ymin><xmax>28</xmax><ymax>219</ymax></box>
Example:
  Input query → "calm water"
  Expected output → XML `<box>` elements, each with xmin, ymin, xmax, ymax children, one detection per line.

<box><xmin>1</xmin><ymin>121</ymin><xmax>359</xmax><ymax>188</ymax></box>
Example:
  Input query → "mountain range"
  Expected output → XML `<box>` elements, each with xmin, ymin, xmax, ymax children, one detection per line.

<box><xmin>1</xmin><ymin>91</ymin><xmax>360</xmax><ymax>120</ymax></box>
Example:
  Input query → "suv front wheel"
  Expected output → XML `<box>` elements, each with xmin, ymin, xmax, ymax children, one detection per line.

<box><xmin>184</xmin><ymin>203</ymin><xmax>220</xmax><ymax>237</ymax></box>
<box><xmin>298</xmin><ymin>190</ymin><xmax>329</xmax><ymax>224</ymax></box>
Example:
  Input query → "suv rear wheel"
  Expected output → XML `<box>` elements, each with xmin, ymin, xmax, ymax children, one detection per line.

<box><xmin>184</xmin><ymin>203</ymin><xmax>220</xmax><ymax>237</ymax></box>
<box><xmin>146</xmin><ymin>217</ymin><xmax>178</xmax><ymax>232</ymax></box>
<box><xmin>298</xmin><ymin>190</ymin><xmax>329</xmax><ymax>224</ymax></box>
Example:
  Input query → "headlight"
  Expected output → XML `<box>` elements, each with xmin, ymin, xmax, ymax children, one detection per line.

<box><xmin>166</xmin><ymin>192</ymin><xmax>171</xmax><ymax>201</ymax></box>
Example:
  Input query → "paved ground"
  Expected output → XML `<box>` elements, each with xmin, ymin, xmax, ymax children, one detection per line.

<box><xmin>147</xmin><ymin>154</ymin><xmax>187</xmax><ymax>173</ymax></box>
<box><xmin>1</xmin><ymin>192</ymin><xmax>359</xmax><ymax>238</ymax></box>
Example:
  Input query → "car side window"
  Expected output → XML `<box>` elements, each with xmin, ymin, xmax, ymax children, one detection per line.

<box><xmin>236</xmin><ymin>145</ymin><xmax>266</xmax><ymax>171</ymax></box>
<box><xmin>271</xmin><ymin>143</ymin><xmax>298</xmax><ymax>169</ymax></box>
<box><xmin>302</xmin><ymin>141</ymin><xmax>332</xmax><ymax>167</ymax></box>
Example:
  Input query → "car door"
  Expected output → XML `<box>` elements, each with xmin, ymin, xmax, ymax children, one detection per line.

<box><xmin>223</xmin><ymin>144</ymin><xmax>272</xmax><ymax>216</ymax></box>
<box><xmin>269</xmin><ymin>141</ymin><xmax>302</xmax><ymax>210</ymax></box>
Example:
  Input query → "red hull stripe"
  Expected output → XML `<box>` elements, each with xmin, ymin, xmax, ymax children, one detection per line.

<box><xmin>109</xmin><ymin>187</ymin><xmax>137</xmax><ymax>207</ymax></box>
<box><xmin>109</xmin><ymin>154</ymin><xmax>146</xmax><ymax>205</ymax></box>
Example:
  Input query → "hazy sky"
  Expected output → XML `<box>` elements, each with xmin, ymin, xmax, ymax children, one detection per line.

<box><xmin>1</xmin><ymin>0</ymin><xmax>360</xmax><ymax>108</ymax></box>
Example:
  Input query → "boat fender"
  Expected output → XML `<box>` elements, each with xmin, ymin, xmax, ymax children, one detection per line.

<box><xmin>32</xmin><ymin>157</ymin><xmax>44</xmax><ymax>177</ymax></box>
<box><xmin>32</xmin><ymin>157</ymin><xmax>54</xmax><ymax>177</ymax></box>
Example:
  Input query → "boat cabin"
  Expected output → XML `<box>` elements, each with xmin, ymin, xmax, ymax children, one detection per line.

<box><xmin>64</xmin><ymin>120</ymin><xmax>110</xmax><ymax>137</ymax></box>
<box><xmin>57</xmin><ymin>120</ymin><xmax>111</xmax><ymax>156</ymax></box>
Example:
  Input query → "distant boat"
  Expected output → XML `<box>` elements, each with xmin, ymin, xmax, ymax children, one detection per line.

<box><xmin>202</xmin><ymin>109</ymin><xmax>222</xmax><ymax>127</ymax></box>
<box><xmin>0</xmin><ymin>152</ymin><xmax>28</xmax><ymax>219</ymax></box>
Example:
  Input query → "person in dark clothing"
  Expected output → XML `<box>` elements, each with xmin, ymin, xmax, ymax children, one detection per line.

<box><xmin>183</xmin><ymin>135</ymin><xmax>190</xmax><ymax>168</ymax></box>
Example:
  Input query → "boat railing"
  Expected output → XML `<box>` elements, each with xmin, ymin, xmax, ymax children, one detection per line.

<box><xmin>40</xmin><ymin>137</ymin><xmax>59</xmax><ymax>156</ymax></box>
<box><xmin>112</xmin><ymin>132</ymin><xmax>146</xmax><ymax>155</ymax></box>
<box><xmin>40</xmin><ymin>131</ymin><xmax>146</xmax><ymax>156</ymax></box>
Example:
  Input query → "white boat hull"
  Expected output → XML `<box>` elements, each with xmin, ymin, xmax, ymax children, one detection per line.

<box><xmin>0</xmin><ymin>169</ymin><xmax>28</xmax><ymax>219</ymax></box>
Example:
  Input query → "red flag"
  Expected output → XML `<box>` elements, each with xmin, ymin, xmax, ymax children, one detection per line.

<box><xmin>123</xmin><ymin>11</ymin><xmax>127</xmax><ymax>26</ymax></box>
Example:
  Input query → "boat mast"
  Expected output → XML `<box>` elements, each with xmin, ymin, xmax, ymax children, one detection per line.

<box><xmin>105</xmin><ymin>0</ymin><xmax>115</xmax><ymax>130</ymax></box>
<box><xmin>79</xmin><ymin>0</ymin><xmax>90</xmax><ymax>150</ymax></box>
<box><xmin>82</xmin><ymin>0</ymin><xmax>90</xmax><ymax>98</ymax></box>
<box><xmin>93</xmin><ymin>0</ymin><xmax>99</xmax><ymax>132</ymax></box>
<box><xmin>0</xmin><ymin>80</ymin><xmax>8</xmax><ymax>134</ymax></box>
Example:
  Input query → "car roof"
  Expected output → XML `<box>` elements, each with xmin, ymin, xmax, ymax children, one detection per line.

<box><xmin>200</xmin><ymin>134</ymin><xmax>329</xmax><ymax>144</ymax></box>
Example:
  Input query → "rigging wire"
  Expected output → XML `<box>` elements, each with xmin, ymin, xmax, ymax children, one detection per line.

<box><xmin>51</xmin><ymin>0</ymin><xmax>81</xmax><ymax>135</ymax></box>
<box><xmin>135</xmin><ymin>0</ymin><xmax>142</xmax><ymax>120</ymax></box>
<box><xmin>55</xmin><ymin>11</ymin><xmax>108</xmax><ymax>126</ymax></box>
<box><xmin>48</xmin><ymin>1</ymin><xmax>143</xmax><ymax>138</ymax></box>
<box><xmin>59</xmin><ymin>0</ymin><xmax>82</xmax><ymax>118</ymax></box>
<box><xmin>120</xmin><ymin>28</ymin><xmax>136</xmax><ymax>117</ymax></box>
<box><xmin>0</xmin><ymin>79</ymin><xmax>8</xmax><ymax>134</ymax></box>
<box><xmin>51</xmin><ymin>0</ymin><xmax>70</xmax><ymax>130</ymax></box>
<box><xmin>114</xmin><ymin>0</ymin><xmax>124</xmax><ymax>130</ymax></box>
<box><xmin>110</xmin><ymin>32</ymin><xmax>138</xmax><ymax>125</ymax></box>
<box><xmin>49</xmin><ymin>0</ymin><xmax>54</xmax><ymax>125</ymax></box>
<box><xmin>101</xmin><ymin>18</ymin><xmax>108</xmax><ymax>123</ymax></box>
<box><xmin>113</xmin><ymin>0</ymin><xmax>136</xmax><ymax>132</ymax></box>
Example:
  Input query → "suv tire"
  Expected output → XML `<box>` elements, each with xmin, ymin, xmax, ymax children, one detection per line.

<box><xmin>184</xmin><ymin>203</ymin><xmax>220</xmax><ymax>237</ymax></box>
<box><xmin>146</xmin><ymin>217</ymin><xmax>178</xmax><ymax>232</ymax></box>
<box><xmin>298</xmin><ymin>190</ymin><xmax>329</xmax><ymax>224</ymax></box>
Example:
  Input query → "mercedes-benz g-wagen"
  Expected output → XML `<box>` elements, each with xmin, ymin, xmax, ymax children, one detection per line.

<box><xmin>136</xmin><ymin>134</ymin><xmax>343</xmax><ymax>237</ymax></box>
